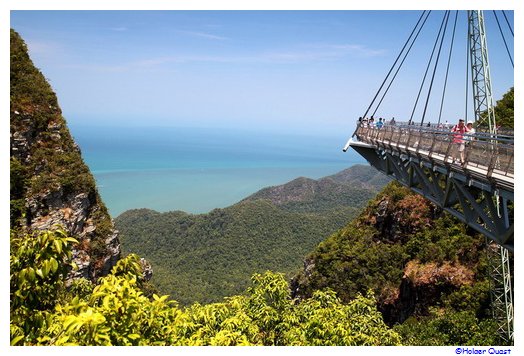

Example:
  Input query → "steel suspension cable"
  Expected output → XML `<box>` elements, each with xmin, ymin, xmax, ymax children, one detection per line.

<box><xmin>465</xmin><ymin>17</ymin><xmax>470</xmax><ymax>122</ymax></box>
<box><xmin>502</xmin><ymin>10</ymin><xmax>514</xmax><ymax>37</ymax></box>
<box><xmin>420</xmin><ymin>11</ymin><xmax>451</xmax><ymax>126</ymax></box>
<box><xmin>372</xmin><ymin>11</ymin><xmax>432</xmax><ymax>118</ymax></box>
<box><xmin>437</xmin><ymin>11</ymin><xmax>459</xmax><ymax>125</ymax></box>
<box><xmin>409</xmin><ymin>11</ymin><xmax>448</xmax><ymax>124</ymax></box>
<box><xmin>350</xmin><ymin>10</ymin><xmax>428</xmax><ymax>137</ymax></box>
<box><xmin>493</xmin><ymin>10</ymin><xmax>514</xmax><ymax>67</ymax></box>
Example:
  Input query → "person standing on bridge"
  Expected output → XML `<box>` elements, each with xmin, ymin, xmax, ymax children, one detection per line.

<box><xmin>451</xmin><ymin>118</ymin><xmax>470</xmax><ymax>165</ymax></box>
<box><xmin>464</xmin><ymin>121</ymin><xmax>476</xmax><ymax>145</ymax></box>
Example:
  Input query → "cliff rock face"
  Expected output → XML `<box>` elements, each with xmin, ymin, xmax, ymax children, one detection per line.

<box><xmin>10</xmin><ymin>29</ymin><xmax>120</xmax><ymax>281</ymax></box>
<box><xmin>379</xmin><ymin>260</ymin><xmax>475</xmax><ymax>324</ymax></box>
<box><xmin>292</xmin><ymin>181</ymin><xmax>485</xmax><ymax>325</ymax></box>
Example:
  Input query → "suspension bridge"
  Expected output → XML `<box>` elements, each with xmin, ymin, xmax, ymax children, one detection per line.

<box><xmin>343</xmin><ymin>10</ymin><xmax>514</xmax><ymax>343</ymax></box>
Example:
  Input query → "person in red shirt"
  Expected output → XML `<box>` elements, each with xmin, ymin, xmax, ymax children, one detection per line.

<box><xmin>451</xmin><ymin>118</ymin><xmax>470</xmax><ymax>164</ymax></box>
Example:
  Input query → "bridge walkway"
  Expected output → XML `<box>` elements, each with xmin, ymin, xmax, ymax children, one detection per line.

<box><xmin>346</xmin><ymin>122</ymin><xmax>514</xmax><ymax>251</ymax></box>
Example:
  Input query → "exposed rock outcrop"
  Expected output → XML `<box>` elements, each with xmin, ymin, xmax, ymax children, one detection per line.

<box><xmin>10</xmin><ymin>29</ymin><xmax>120</xmax><ymax>281</ymax></box>
<box><xmin>356</xmin><ymin>191</ymin><xmax>438</xmax><ymax>244</ymax></box>
<box><xmin>140</xmin><ymin>258</ymin><xmax>154</xmax><ymax>282</ymax></box>
<box><xmin>291</xmin><ymin>181</ymin><xmax>484</xmax><ymax>325</ymax></box>
<box><xmin>380</xmin><ymin>260</ymin><xmax>475</xmax><ymax>324</ymax></box>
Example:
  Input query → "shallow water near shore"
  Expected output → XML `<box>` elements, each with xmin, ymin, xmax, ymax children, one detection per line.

<box><xmin>70</xmin><ymin>124</ymin><xmax>364</xmax><ymax>217</ymax></box>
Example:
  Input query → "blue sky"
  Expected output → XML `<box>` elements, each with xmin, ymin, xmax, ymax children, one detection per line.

<box><xmin>10</xmin><ymin>10</ymin><xmax>514</xmax><ymax>136</ymax></box>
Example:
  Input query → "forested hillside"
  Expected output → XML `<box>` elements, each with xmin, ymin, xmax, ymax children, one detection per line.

<box><xmin>10</xmin><ymin>27</ymin><xmax>510</xmax><ymax>346</ymax></box>
<box><xmin>243</xmin><ymin>164</ymin><xmax>391</xmax><ymax>212</ymax></box>
<box><xmin>115</xmin><ymin>165</ymin><xmax>388</xmax><ymax>305</ymax></box>
<box><xmin>292</xmin><ymin>181</ymin><xmax>502</xmax><ymax>345</ymax></box>
<box><xmin>11</xmin><ymin>182</ymin><xmax>504</xmax><ymax>345</ymax></box>
<box><xmin>11</xmin><ymin>233</ymin><xmax>401</xmax><ymax>346</ymax></box>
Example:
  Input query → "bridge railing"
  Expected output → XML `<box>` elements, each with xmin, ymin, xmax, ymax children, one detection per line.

<box><xmin>354</xmin><ymin>122</ymin><xmax>514</xmax><ymax>181</ymax></box>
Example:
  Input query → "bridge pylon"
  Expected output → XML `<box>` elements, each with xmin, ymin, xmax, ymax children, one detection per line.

<box><xmin>344</xmin><ymin>10</ymin><xmax>514</xmax><ymax>344</ymax></box>
<box><xmin>468</xmin><ymin>10</ymin><xmax>513</xmax><ymax>344</ymax></box>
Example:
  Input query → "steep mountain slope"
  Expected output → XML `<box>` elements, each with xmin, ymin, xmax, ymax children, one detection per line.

<box><xmin>242</xmin><ymin>165</ymin><xmax>390</xmax><ymax>213</ymax></box>
<box><xmin>10</xmin><ymin>29</ymin><xmax>120</xmax><ymax>280</ymax></box>
<box><xmin>327</xmin><ymin>163</ymin><xmax>392</xmax><ymax>188</ymax></box>
<box><xmin>291</xmin><ymin>181</ymin><xmax>500</xmax><ymax>344</ymax></box>
<box><xmin>115</xmin><ymin>165</ymin><xmax>388</xmax><ymax>305</ymax></box>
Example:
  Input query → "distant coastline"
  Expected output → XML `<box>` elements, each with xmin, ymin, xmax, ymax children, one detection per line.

<box><xmin>70</xmin><ymin>125</ymin><xmax>365</xmax><ymax>216</ymax></box>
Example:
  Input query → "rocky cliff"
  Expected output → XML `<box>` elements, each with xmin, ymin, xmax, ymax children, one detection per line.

<box><xmin>10</xmin><ymin>29</ymin><xmax>120</xmax><ymax>281</ymax></box>
<box><xmin>291</xmin><ymin>181</ymin><xmax>490</xmax><ymax>326</ymax></box>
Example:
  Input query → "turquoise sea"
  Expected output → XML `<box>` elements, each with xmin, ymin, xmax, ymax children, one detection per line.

<box><xmin>70</xmin><ymin>125</ymin><xmax>365</xmax><ymax>217</ymax></box>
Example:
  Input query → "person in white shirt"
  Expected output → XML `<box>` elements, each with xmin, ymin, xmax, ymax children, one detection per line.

<box><xmin>464</xmin><ymin>121</ymin><xmax>476</xmax><ymax>144</ymax></box>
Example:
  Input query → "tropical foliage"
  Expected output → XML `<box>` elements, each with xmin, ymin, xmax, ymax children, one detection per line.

<box><xmin>115</xmin><ymin>165</ymin><xmax>387</xmax><ymax>305</ymax></box>
<box><xmin>477</xmin><ymin>86</ymin><xmax>514</xmax><ymax>129</ymax></box>
<box><xmin>10</xmin><ymin>229</ymin><xmax>79</xmax><ymax>344</ymax></box>
<box><xmin>116</xmin><ymin>202</ymin><xmax>357</xmax><ymax>305</ymax></box>
<box><xmin>10</xmin><ymin>229</ymin><xmax>400</xmax><ymax>346</ymax></box>
<box><xmin>10</xmin><ymin>25</ymin><xmax>511</xmax><ymax>346</ymax></box>
<box><xmin>494</xmin><ymin>86</ymin><xmax>514</xmax><ymax>129</ymax></box>
<box><xmin>292</xmin><ymin>181</ymin><xmax>504</xmax><ymax>345</ymax></box>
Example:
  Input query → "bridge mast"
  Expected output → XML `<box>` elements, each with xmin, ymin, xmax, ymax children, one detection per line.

<box><xmin>346</xmin><ymin>10</ymin><xmax>514</xmax><ymax>344</ymax></box>
<box><xmin>468</xmin><ymin>10</ymin><xmax>497</xmax><ymax>132</ymax></box>
<box><xmin>468</xmin><ymin>10</ymin><xmax>513</xmax><ymax>344</ymax></box>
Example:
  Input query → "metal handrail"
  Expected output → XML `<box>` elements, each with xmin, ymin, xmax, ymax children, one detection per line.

<box><xmin>354</xmin><ymin>123</ymin><xmax>514</xmax><ymax>179</ymax></box>
<box><xmin>391</xmin><ymin>122</ymin><xmax>514</xmax><ymax>143</ymax></box>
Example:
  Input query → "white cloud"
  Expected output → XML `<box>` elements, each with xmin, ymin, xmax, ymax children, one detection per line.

<box><xmin>177</xmin><ymin>30</ymin><xmax>229</xmax><ymax>41</ymax></box>
<box><xmin>109</xmin><ymin>26</ymin><xmax>128</xmax><ymax>32</ymax></box>
<box><xmin>250</xmin><ymin>43</ymin><xmax>386</xmax><ymax>63</ymax></box>
<box><xmin>308</xmin><ymin>43</ymin><xmax>386</xmax><ymax>57</ymax></box>
<box><xmin>62</xmin><ymin>41</ymin><xmax>386</xmax><ymax>73</ymax></box>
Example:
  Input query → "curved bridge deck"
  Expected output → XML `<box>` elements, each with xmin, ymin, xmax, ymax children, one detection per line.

<box><xmin>346</xmin><ymin>122</ymin><xmax>514</xmax><ymax>251</ymax></box>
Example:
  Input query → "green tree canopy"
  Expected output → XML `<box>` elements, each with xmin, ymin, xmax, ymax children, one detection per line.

<box><xmin>10</xmin><ymin>229</ymin><xmax>400</xmax><ymax>346</ymax></box>
<box><xmin>494</xmin><ymin>87</ymin><xmax>514</xmax><ymax>129</ymax></box>
<box><xmin>477</xmin><ymin>87</ymin><xmax>514</xmax><ymax>130</ymax></box>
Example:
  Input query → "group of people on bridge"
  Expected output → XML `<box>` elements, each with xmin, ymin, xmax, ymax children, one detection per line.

<box><xmin>357</xmin><ymin>116</ymin><xmax>393</xmax><ymax>128</ymax></box>
<box><xmin>357</xmin><ymin>116</ymin><xmax>476</xmax><ymax>166</ymax></box>
<box><xmin>450</xmin><ymin>118</ymin><xmax>476</xmax><ymax>164</ymax></box>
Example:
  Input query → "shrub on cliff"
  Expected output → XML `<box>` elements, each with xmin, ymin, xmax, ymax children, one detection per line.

<box><xmin>10</xmin><ymin>229</ymin><xmax>400</xmax><ymax>346</ymax></box>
